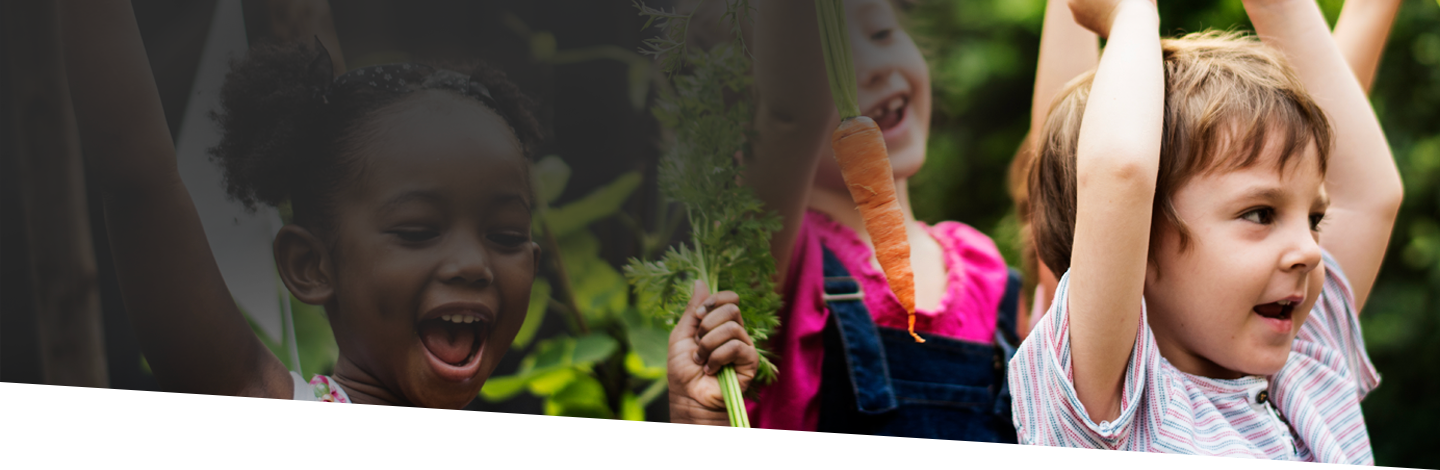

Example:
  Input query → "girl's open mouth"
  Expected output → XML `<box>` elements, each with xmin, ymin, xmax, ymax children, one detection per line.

<box><xmin>867</xmin><ymin>95</ymin><xmax>909</xmax><ymax>133</ymax></box>
<box><xmin>417</xmin><ymin>312</ymin><xmax>489</xmax><ymax>382</ymax></box>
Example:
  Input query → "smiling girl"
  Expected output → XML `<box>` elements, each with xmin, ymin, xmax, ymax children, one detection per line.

<box><xmin>60</xmin><ymin>0</ymin><xmax>542</xmax><ymax>408</ymax></box>
<box><xmin>1012</xmin><ymin>0</ymin><xmax>1401</xmax><ymax>462</ymax></box>
<box><xmin>737</xmin><ymin>0</ymin><xmax>1082</xmax><ymax>467</ymax></box>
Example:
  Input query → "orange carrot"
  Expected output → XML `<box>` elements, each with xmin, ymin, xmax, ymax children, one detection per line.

<box><xmin>832</xmin><ymin>116</ymin><xmax>923</xmax><ymax>343</ymax></box>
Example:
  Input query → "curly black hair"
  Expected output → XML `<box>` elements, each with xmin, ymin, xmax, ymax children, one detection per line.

<box><xmin>208</xmin><ymin>41</ymin><xmax>543</xmax><ymax>232</ymax></box>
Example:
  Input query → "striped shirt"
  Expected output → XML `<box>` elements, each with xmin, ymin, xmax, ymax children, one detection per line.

<box><xmin>1009</xmin><ymin>252</ymin><xmax>1379</xmax><ymax>463</ymax></box>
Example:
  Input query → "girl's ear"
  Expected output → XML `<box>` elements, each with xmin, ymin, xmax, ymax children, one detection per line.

<box><xmin>274</xmin><ymin>225</ymin><xmax>335</xmax><ymax>305</ymax></box>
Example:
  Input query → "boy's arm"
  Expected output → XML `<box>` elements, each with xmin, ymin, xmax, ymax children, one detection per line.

<box><xmin>1030</xmin><ymin>0</ymin><xmax>1101</xmax><ymax>151</ymax></box>
<box><xmin>1332</xmin><ymin>0</ymin><xmax>1402</xmax><ymax>94</ymax></box>
<box><xmin>1245</xmin><ymin>0</ymin><xmax>1403</xmax><ymax>310</ymax></box>
<box><xmin>746</xmin><ymin>0</ymin><xmax>837</xmax><ymax>283</ymax></box>
<box><xmin>1065</xmin><ymin>0</ymin><xmax>1163</xmax><ymax>424</ymax></box>
<box><xmin>60</xmin><ymin>0</ymin><xmax>289</xmax><ymax>398</ymax></box>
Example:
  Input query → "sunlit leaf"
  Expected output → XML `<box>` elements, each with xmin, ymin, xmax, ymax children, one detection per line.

<box><xmin>513</xmin><ymin>279</ymin><xmax>552</xmax><ymax>349</ymax></box>
<box><xmin>621</xmin><ymin>391</ymin><xmax>645</xmax><ymax>421</ymax></box>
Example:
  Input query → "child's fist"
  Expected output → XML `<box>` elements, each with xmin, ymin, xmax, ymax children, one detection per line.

<box><xmin>667</xmin><ymin>280</ymin><xmax>759</xmax><ymax>426</ymax></box>
<box><xmin>1068</xmin><ymin>0</ymin><xmax>1153</xmax><ymax>38</ymax></box>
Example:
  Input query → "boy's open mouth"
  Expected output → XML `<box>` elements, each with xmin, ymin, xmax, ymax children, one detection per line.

<box><xmin>1253</xmin><ymin>299</ymin><xmax>1295</xmax><ymax>320</ymax></box>
<box><xmin>867</xmin><ymin>95</ymin><xmax>909</xmax><ymax>133</ymax></box>
<box><xmin>417</xmin><ymin>314</ymin><xmax>489</xmax><ymax>369</ymax></box>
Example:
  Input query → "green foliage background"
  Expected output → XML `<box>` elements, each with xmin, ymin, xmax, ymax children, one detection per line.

<box><xmin>904</xmin><ymin>0</ymin><xmax>1439</xmax><ymax>467</ymax></box>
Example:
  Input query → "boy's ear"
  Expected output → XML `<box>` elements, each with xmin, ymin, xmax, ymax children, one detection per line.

<box><xmin>274</xmin><ymin>225</ymin><xmax>335</xmax><ymax>305</ymax></box>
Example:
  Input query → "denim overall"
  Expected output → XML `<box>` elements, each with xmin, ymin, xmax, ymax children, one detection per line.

<box><xmin>815</xmin><ymin>246</ymin><xmax>1021</xmax><ymax>442</ymax></box>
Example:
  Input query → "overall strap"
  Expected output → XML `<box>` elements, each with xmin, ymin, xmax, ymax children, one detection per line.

<box><xmin>991</xmin><ymin>268</ymin><xmax>1023</xmax><ymax>417</ymax></box>
<box><xmin>820</xmin><ymin>246</ymin><xmax>898</xmax><ymax>414</ymax></box>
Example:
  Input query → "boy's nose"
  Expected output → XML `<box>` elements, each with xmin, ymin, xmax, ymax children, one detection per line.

<box><xmin>1279</xmin><ymin>223</ymin><xmax>1323</xmax><ymax>274</ymax></box>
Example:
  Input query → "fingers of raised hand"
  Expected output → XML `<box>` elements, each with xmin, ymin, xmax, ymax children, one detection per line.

<box><xmin>694</xmin><ymin>321</ymin><xmax>753</xmax><ymax>373</ymax></box>
<box><xmin>703</xmin><ymin>339</ymin><xmax>759</xmax><ymax>379</ymax></box>
<box><xmin>696</xmin><ymin>302</ymin><xmax>744</xmax><ymax>339</ymax></box>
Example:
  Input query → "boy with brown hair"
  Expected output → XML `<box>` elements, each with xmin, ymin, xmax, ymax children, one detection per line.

<box><xmin>1011</xmin><ymin>0</ymin><xmax>1401</xmax><ymax>462</ymax></box>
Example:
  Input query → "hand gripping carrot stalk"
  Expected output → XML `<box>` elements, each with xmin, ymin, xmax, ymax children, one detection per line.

<box><xmin>816</xmin><ymin>0</ymin><xmax>923</xmax><ymax>342</ymax></box>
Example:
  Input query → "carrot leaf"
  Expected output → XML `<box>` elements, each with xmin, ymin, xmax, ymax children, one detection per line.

<box><xmin>627</xmin><ymin>0</ymin><xmax>781</xmax><ymax>385</ymax></box>
<box><xmin>816</xmin><ymin>0</ymin><xmax>860</xmax><ymax>119</ymax></box>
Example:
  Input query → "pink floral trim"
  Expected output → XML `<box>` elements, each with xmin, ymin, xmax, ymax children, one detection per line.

<box><xmin>309</xmin><ymin>375</ymin><xmax>351</xmax><ymax>403</ymax></box>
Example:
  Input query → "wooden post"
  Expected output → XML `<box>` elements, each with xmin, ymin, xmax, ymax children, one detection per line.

<box><xmin>4</xmin><ymin>0</ymin><xmax>109</xmax><ymax>387</ymax></box>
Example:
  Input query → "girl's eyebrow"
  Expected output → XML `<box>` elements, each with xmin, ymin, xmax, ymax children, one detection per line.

<box><xmin>493</xmin><ymin>192</ymin><xmax>532</xmax><ymax>211</ymax></box>
<box><xmin>379</xmin><ymin>190</ymin><xmax>447</xmax><ymax>214</ymax></box>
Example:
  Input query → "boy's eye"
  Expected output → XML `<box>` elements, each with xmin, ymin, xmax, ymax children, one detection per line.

<box><xmin>871</xmin><ymin>29</ymin><xmax>893</xmax><ymax>42</ymax></box>
<box><xmin>488</xmin><ymin>232</ymin><xmax>530</xmax><ymax>248</ymax></box>
<box><xmin>1241</xmin><ymin>207</ymin><xmax>1275</xmax><ymax>225</ymax></box>
<box><xmin>1309</xmin><ymin>213</ymin><xmax>1326</xmax><ymax>232</ymax></box>
<box><xmin>389</xmin><ymin>228</ymin><xmax>439</xmax><ymax>243</ymax></box>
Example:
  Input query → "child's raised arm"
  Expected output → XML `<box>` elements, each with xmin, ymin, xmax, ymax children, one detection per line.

<box><xmin>746</xmin><ymin>1</ymin><xmax>837</xmax><ymax>282</ymax></box>
<box><xmin>1063</xmin><ymin>0</ymin><xmax>1163</xmax><ymax>424</ymax></box>
<box><xmin>1332</xmin><ymin>0</ymin><xmax>1402</xmax><ymax>94</ymax></box>
<box><xmin>1030</xmin><ymin>0</ymin><xmax>1101</xmax><ymax>151</ymax></box>
<box><xmin>1244</xmin><ymin>0</ymin><xmax>1403</xmax><ymax>310</ymax></box>
<box><xmin>60</xmin><ymin>0</ymin><xmax>290</xmax><ymax>398</ymax></box>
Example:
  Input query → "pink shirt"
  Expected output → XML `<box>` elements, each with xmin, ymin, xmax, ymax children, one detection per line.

<box><xmin>747</xmin><ymin>210</ymin><xmax>1013</xmax><ymax>431</ymax></box>
<box><xmin>1010</xmin><ymin>251</ymin><xmax>1378</xmax><ymax>463</ymax></box>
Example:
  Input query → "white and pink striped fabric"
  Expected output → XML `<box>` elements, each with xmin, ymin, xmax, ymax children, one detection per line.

<box><xmin>1009</xmin><ymin>252</ymin><xmax>1379</xmax><ymax>464</ymax></box>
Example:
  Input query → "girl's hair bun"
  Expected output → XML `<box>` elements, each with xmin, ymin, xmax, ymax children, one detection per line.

<box><xmin>208</xmin><ymin>42</ymin><xmax>545</xmax><ymax>229</ymax></box>
<box><xmin>209</xmin><ymin>41</ymin><xmax>333</xmax><ymax>212</ymax></box>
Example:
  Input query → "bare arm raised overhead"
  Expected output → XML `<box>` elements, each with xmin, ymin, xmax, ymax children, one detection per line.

<box><xmin>1030</xmin><ymin>0</ymin><xmax>1101</xmax><ymax>151</ymax></box>
<box><xmin>60</xmin><ymin>0</ymin><xmax>290</xmax><ymax>398</ymax></box>
<box><xmin>1063</xmin><ymin>0</ymin><xmax>1163</xmax><ymax>424</ymax></box>
<box><xmin>1332</xmin><ymin>0</ymin><xmax>1402</xmax><ymax>94</ymax></box>
<box><xmin>745</xmin><ymin>1</ymin><xmax>837</xmax><ymax>282</ymax></box>
<box><xmin>1244</xmin><ymin>0</ymin><xmax>1403</xmax><ymax>310</ymax></box>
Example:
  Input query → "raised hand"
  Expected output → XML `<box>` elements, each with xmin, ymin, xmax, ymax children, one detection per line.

<box><xmin>1069</xmin><ymin>0</ymin><xmax>1154</xmax><ymax>38</ymax></box>
<box><xmin>666</xmin><ymin>280</ymin><xmax>759</xmax><ymax>425</ymax></box>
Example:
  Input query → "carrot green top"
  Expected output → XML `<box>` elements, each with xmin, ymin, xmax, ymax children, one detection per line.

<box><xmin>816</xmin><ymin>0</ymin><xmax>861</xmax><ymax>120</ymax></box>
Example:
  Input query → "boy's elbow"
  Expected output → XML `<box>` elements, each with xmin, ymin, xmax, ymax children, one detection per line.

<box><xmin>1079</xmin><ymin>154</ymin><xmax>1157</xmax><ymax>195</ymax></box>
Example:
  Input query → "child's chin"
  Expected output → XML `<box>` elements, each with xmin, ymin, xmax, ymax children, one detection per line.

<box><xmin>1234</xmin><ymin>349</ymin><xmax>1290</xmax><ymax>377</ymax></box>
<box><xmin>413</xmin><ymin>385</ymin><xmax>482</xmax><ymax>409</ymax></box>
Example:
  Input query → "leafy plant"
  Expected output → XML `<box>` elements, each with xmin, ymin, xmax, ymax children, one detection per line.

<box><xmin>624</xmin><ymin>0</ymin><xmax>783</xmax><ymax>427</ymax></box>
<box><xmin>480</xmin><ymin>156</ymin><xmax>673</xmax><ymax>420</ymax></box>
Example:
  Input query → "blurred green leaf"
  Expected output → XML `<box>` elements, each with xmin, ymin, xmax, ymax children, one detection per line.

<box><xmin>621</xmin><ymin>391</ymin><xmax>645</xmax><ymax>421</ymax></box>
<box><xmin>527</xmin><ymin>367</ymin><xmax>578</xmax><ymax>396</ymax></box>
<box><xmin>625</xmin><ymin>323</ymin><xmax>670</xmax><ymax>372</ymax></box>
<box><xmin>572</xmin><ymin>332</ymin><xmax>620</xmax><ymax>365</ymax></box>
<box><xmin>479</xmin><ymin>373</ymin><xmax>532</xmax><ymax>401</ymax></box>
<box><xmin>560</xmin><ymin>231</ymin><xmax>630</xmax><ymax>320</ymax></box>
<box><xmin>513</xmin><ymin>279</ymin><xmax>552</xmax><ymax>349</ymax></box>
<box><xmin>545</xmin><ymin>171</ymin><xmax>643</xmax><ymax>238</ymax></box>
<box><xmin>533</xmin><ymin>155</ymin><xmax>572</xmax><ymax>205</ymax></box>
